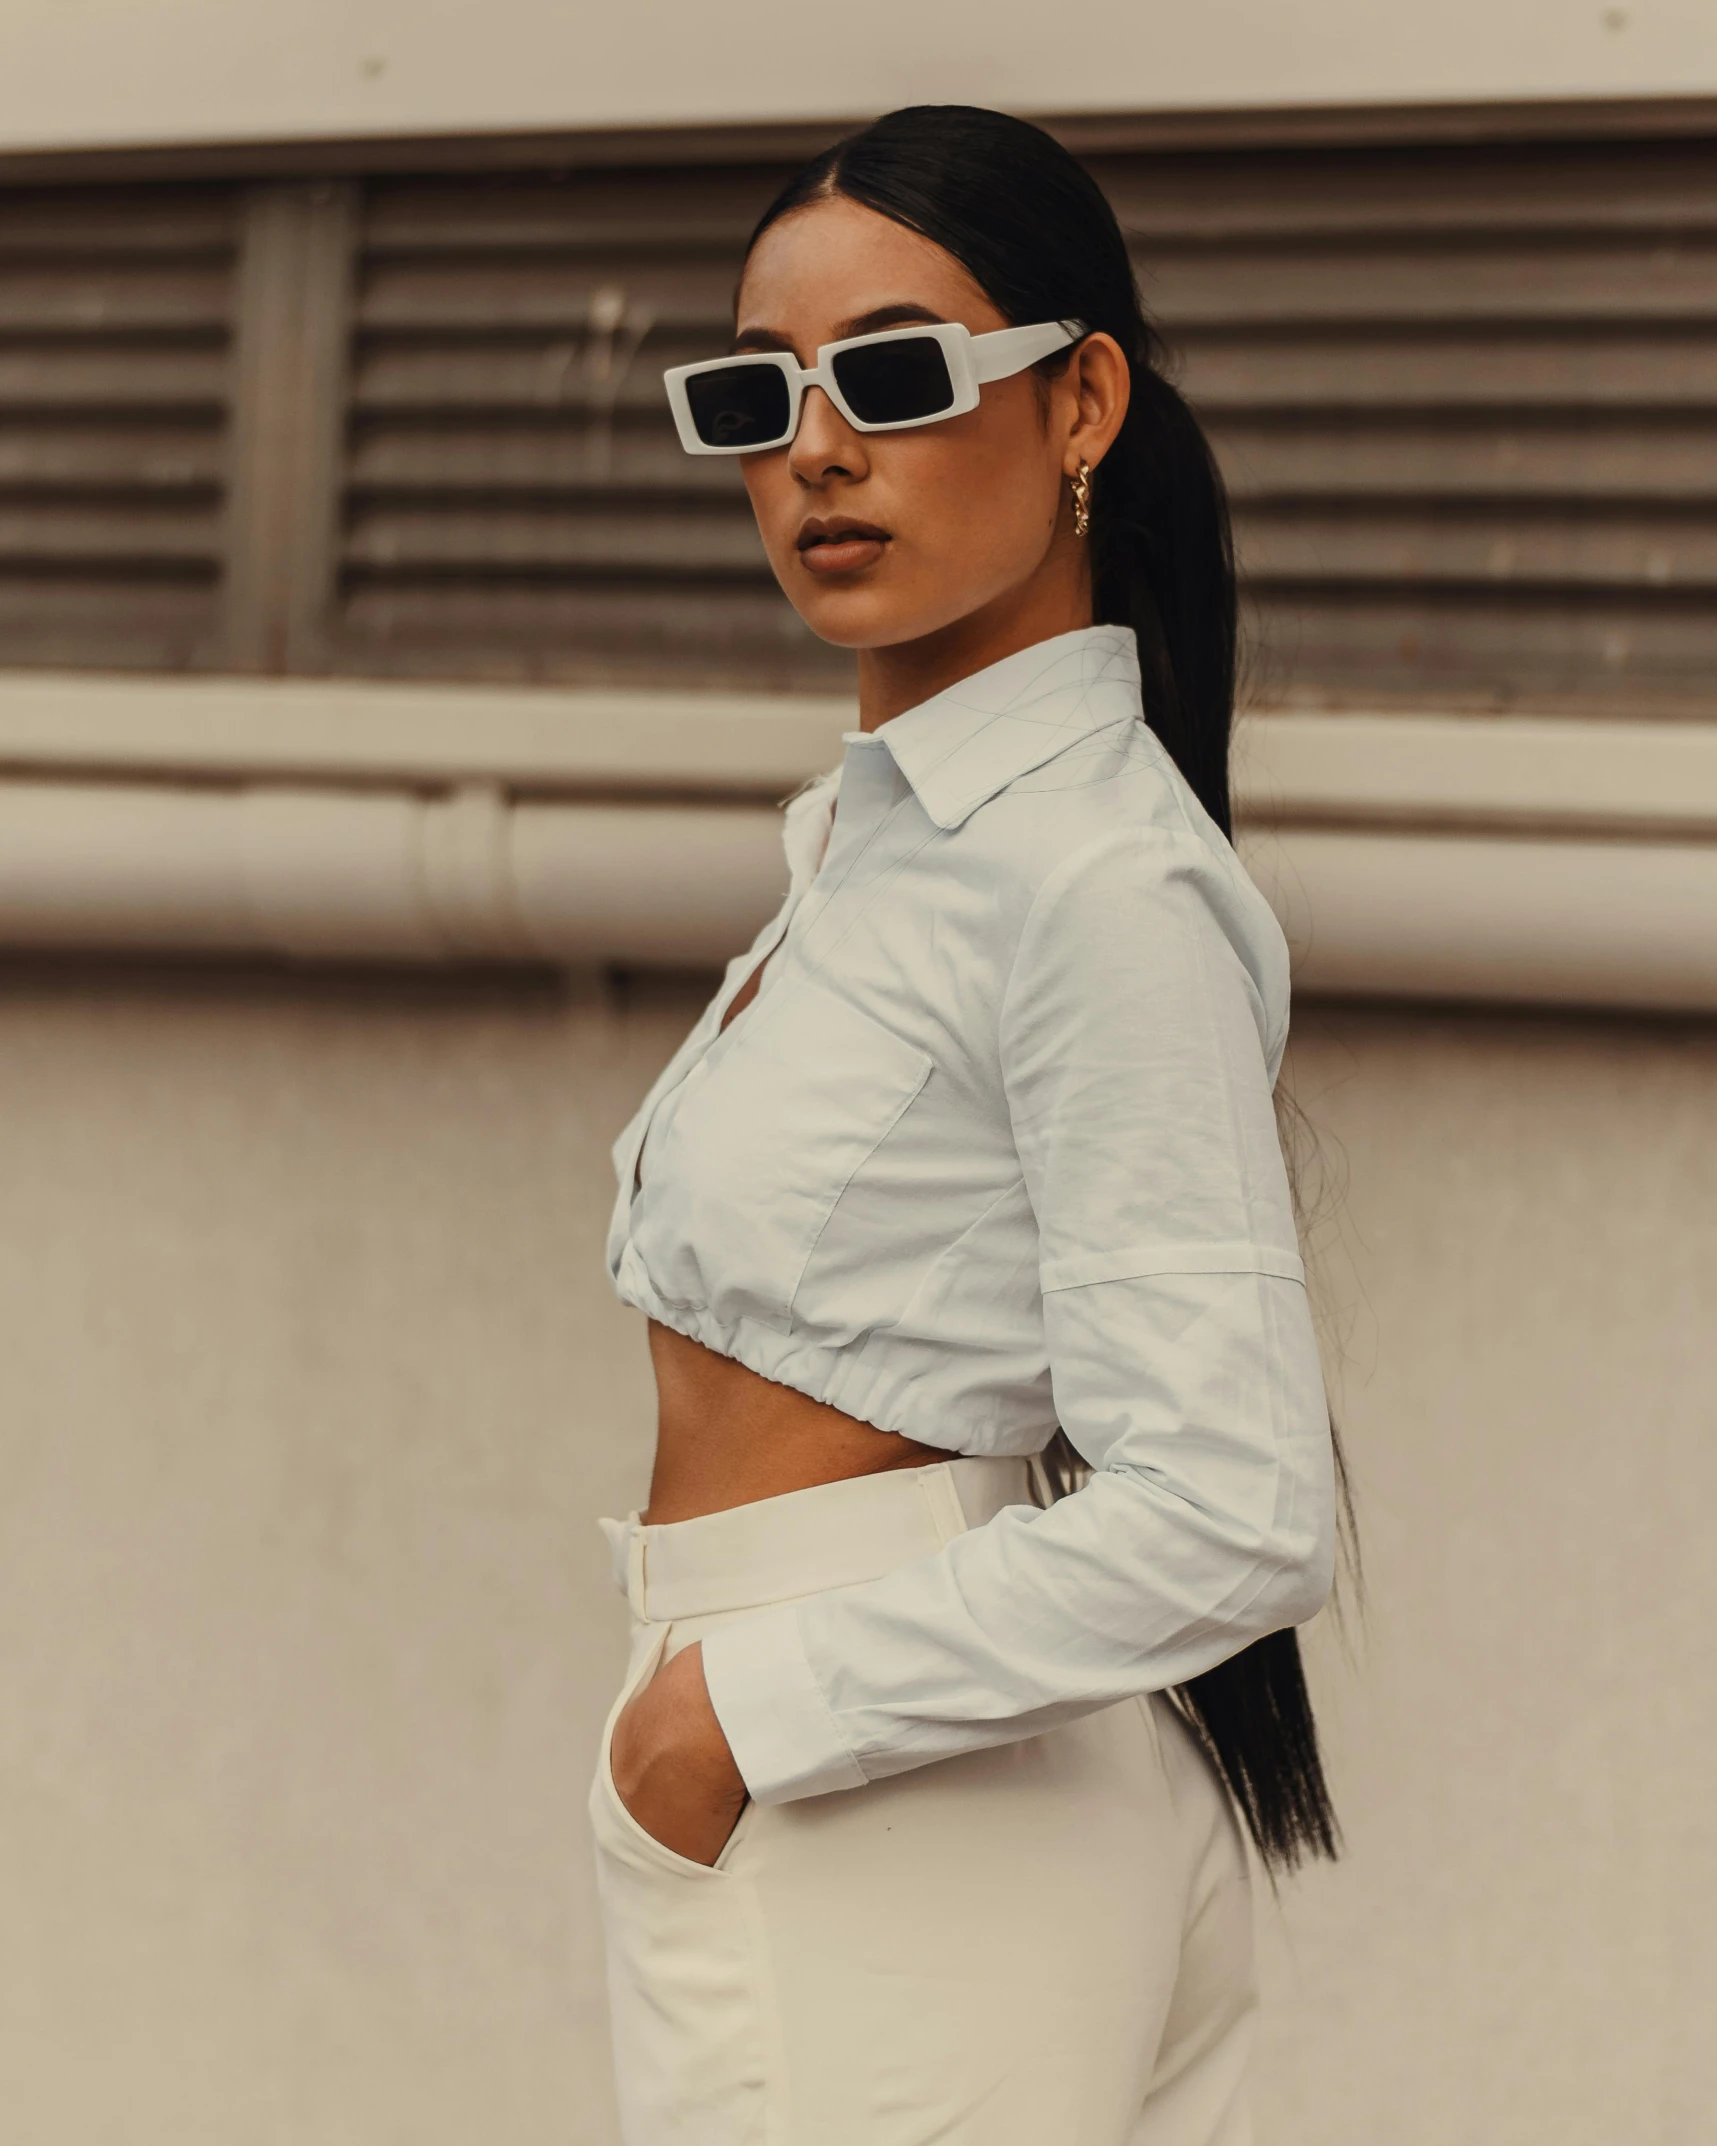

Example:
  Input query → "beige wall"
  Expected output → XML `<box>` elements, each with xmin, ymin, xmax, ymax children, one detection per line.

<box><xmin>1254</xmin><ymin>1006</ymin><xmax>1717</xmax><ymax>2144</ymax></box>
<box><xmin>0</xmin><ymin>0</ymin><xmax>1714</xmax><ymax>156</ymax></box>
<box><xmin>0</xmin><ymin>967</ymin><xmax>658</xmax><ymax>2145</ymax></box>
<box><xmin>0</xmin><ymin>965</ymin><xmax>1711</xmax><ymax>2143</ymax></box>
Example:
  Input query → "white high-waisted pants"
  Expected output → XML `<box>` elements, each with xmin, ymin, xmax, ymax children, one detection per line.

<box><xmin>590</xmin><ymin>1457</ymin><xmax>1256</xmax><ymax>2146</ymax></box>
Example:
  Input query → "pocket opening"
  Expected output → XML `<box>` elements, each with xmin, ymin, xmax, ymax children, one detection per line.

<box><xmin>595</xmin><ymin>1626</ymin><xmax>755</xmax><ymax>1880</ymax></box>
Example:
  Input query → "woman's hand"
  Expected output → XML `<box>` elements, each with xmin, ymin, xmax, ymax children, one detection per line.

<box><xmin>609</xmin><ymin>1641</ymin><xmax>750</xmax><ymax>1866</ymax></box>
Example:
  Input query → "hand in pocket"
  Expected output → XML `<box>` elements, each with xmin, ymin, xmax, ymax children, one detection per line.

<box><xmin>609</xmin><ymin>1640</ymin><xmax>751</xmax><ymax>1866</ymax></box>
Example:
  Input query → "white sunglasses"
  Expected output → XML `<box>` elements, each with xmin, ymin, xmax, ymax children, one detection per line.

<box><xmin>664</xmin><ymin>318</ymin><xmax>1085</xmax><ymax>456</ymax></box>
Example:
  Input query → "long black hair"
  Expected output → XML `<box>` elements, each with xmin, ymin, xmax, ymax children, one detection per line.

<box><xmin>748</xmin><ymin>105</ymin><xmax>1349</xmax><ymax>1872</ymax></box>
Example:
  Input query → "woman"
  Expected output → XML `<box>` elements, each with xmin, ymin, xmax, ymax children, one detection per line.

<box><xmin>591</xmin><ymin>105</ymin><xmax>1340</xmax><ymax>2146</ymax></box>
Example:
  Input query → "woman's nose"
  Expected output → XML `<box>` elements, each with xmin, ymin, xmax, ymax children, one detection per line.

<box><xmin>788</xmin><ymin>385</ymin><xmax>869</xmax><ymax>486</ymax></box>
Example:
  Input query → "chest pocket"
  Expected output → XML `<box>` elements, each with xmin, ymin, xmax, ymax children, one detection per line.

<box><xmin>630</xmin><ymin>982</ymin><xmax>933</xmax><ymax>1335</ymax></box>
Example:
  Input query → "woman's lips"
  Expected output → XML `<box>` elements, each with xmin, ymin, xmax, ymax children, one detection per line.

<box><xmin>797</xmin><ymin>523</ymin><xmax>890</xmax><ymax>577</ymax></box>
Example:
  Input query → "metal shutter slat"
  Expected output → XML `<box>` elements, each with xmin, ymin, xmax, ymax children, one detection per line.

<box><xmin>0</xmin><ymin>347</ymin><xmax>229</xmax><ymax>409</ymax></box>
<box><xmin>1141</xmin><ymin>241</ymin><xmax>1717</xmax><ymax>328</ymax></box>
<box><xmin>1094</xmin><ymin>143</ymin><xmax>1717</xmax><ymax>238</ymax></box>
<box><xmin>1250</xmin><ymin>589</ymin><xmax>1717</xmax><ymax>703</ymax></box>
<box><xmin>351</xmin><ymin>334</ymin><xmax>740</xmax><ymax>414</ymax></box>
<box><xmin>1211</xmin><ymin>417</ymin><xmax>1717</xmax><ymax>498</ymax></box>
<box><xmin>339</xmin><ymin>580</ymin><xmax>837</xmax><ymax>691</ymax></box>
<box><xmin>356</xmin><ymin>261</ymin><xmax>735</xmax><ymax>333</ymax></box>
<box><xmin>1178</xmin><ymin>329</ymin><xmax>1717</xmax><ymax>411</ymax></box>
<box><xmin>0</xmin><ymin>424</ymin><xmax>225</xmax><ymax>488</ymax></box>
<box><xmin>343</xmin><ymin>500</ymin><xmax>766</xmax><ymax>575</ymax></box>
<box><xmin>0</xmin><ymin>504</ymin><xmax>216</xmax><ymax>563</ymax></box>
<box><xmin>1236</xmin><ymin>508</ymin><xmax>1717</xmax><ymax>588</ymax></box>
<box><xmin>347</xmin><ymin>423</ymin><xmax>744</xmax><ymax>493</ymax></box>
<box><xmin>0</xmin><ymin>265</ymin><xmax>231</xmax><ymax>332</ymax></box>
<box><xmin>361</xmin><ymin>170</ymin><xmax>773</xmax><ymax>250</ymax></box>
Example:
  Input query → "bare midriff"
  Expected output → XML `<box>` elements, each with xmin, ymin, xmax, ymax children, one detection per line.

<box><xmin>643</xmin><ymin>1320</ymin><xmax>946</xmax><ymax>1525</ymax></box>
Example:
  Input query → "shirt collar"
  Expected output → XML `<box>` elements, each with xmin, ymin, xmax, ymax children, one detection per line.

<box><xmin>852</xmin><ymin>625</ymin><xmax>1141</xmax><ymax>832</ymax></box>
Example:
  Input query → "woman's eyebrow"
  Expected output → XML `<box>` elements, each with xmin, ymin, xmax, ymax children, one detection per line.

<box><xmin>839</xmin><ymin>302</ymin><xmax>946</xmax><ymax>337</ymax></box>
<box><xmin>729</xmin><ymin>302</ymin><xmax>948</xmax><ymax>357</ymax></box>
<box><xmin>731</xmin><ymin>327</ymin><xmax>796</xmax><ymax>355</ymax></box>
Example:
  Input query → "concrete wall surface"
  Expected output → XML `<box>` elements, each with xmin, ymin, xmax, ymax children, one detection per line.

<box><xmin>0</xmin><ymin>0</ymin><xmax>1714</xmax><ymax>155</ymax></box>
<box><xmin>0</xmin><ymin>968</ymin><xmax>1712</xmax><ymax>2144</ymax></box>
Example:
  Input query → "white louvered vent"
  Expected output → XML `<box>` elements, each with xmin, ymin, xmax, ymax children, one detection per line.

<box><xmin>0</xmin><ymin>122</ymin><xmax>1712</xmax><ymax>713</ymax></box>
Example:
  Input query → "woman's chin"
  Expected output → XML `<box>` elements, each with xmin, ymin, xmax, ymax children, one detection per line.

<box><xmin>788</xmin><ymin>583</ymin><xmax>952</xmax><ymax>654</ymax></box>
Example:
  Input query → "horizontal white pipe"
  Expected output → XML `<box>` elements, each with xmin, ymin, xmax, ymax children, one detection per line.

<box><xmin>0</xmin><ymin>776</ymin><xmax>1711</xmax><ymax>1013</ymax></box>
<box><xmin>1239</xmin><ymin>828</ymin><xmax>1717</xmax><ymax>1013</ymax></box>
<box><xmin>3</xmin><ymin>672</ymin><xmax>1716</xmax><ymax>840</ymax></box>
<box><xmin>0</xmin><ymin>670</ymin><xmax>854</xmax><ymax>798</ymax></box>
<box><xmin>1234</xmin><ymin>712</ymin><xmax>1717</xmax><ymax>837</ymax></box>
<box><xmin>0</xmin><ymin>782</ymin><xmax>789</xmax><ymax>969</ymax></box>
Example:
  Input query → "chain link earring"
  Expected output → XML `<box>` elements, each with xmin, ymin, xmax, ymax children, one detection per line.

<box><xmin>1070</xmin><ymin>459</ymin><xmax>1092</xmax><ymax>538</ymax></box>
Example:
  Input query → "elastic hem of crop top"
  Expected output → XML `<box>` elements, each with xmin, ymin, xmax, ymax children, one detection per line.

<box><xmin>625</xmin><ymin>1291</ymin><xmax>1030</xmax><ymax>1456</ymax></box>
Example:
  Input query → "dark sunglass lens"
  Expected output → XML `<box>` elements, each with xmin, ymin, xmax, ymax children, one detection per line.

<box><xmin>685</xmin><ymin>363</ymin><xmax>791</xmax><ymax>448</ymax></box>
<box><xmin>833</xmin><ymin>337</ymin><xmax>955</xmax><ymax>425</ymax></box>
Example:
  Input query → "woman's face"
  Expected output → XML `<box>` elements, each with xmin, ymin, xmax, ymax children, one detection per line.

<box><xmin>732</xmin><ymin>196</ymin><xmax>1127</xmax><ymax>657</ymax></box>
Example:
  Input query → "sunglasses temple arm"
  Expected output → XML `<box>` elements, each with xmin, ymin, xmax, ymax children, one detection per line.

<box><xmin>970</xmin><ymin>319</ymin><xmax>1086</xmax><ymax>384</ymax></box>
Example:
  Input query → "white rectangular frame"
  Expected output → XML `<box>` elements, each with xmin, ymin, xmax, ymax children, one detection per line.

<box><xmin>664</xmin><ymin>319</ymin><xmax>1080</xmax><ymax>456</ymax></box>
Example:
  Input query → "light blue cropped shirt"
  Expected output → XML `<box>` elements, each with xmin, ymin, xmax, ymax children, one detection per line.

<box><xmin>607</xmin><ymin>624</ymin><xmax>1335</xmax><ymax>1806</ymax></box>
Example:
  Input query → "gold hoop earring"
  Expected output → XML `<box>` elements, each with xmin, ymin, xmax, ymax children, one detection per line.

<box><xmin>1070</xmin><ymin>460</ymin><xmax>1092</xmax><ymax>539</ymax></box>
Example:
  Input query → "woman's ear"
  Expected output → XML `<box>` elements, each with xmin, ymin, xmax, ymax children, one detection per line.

<box><xmin>1064</xmin><ymin>331</ymin><xmax>1130</xmax><ymax>477</ymax></box>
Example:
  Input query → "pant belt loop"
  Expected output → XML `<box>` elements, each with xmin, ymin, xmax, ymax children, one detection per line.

<box><xmin>918</xmin><ymin>1461</ymin><xmax>971</xmax><ymax>1545</ymax></box>
<box><xmin>628</xmin><ymin>1525</ymin><xmax>650</xmax><ymax>1620</ymax></box>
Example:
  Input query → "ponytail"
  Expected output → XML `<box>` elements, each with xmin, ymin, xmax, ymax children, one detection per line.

<box><xmin>749</xmin><ymin>105</ymin><xmax>1349</xmax><ymax>1873</ymax></box>
<box><xmin>1090</xmin><ymin>362</ymin><xmax>1238</xmax><ymax>841</ymax></box>
<box><xmin>1089</xmin><ymin>353</ymin><xmax>1342</xmax><ymax>1869</ymax></box>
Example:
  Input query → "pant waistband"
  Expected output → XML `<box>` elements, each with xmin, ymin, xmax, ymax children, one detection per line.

<box><xmin>599</xmin><ymin>1455</ymin><xmax>1039</xmax><ymax>1624</ymax></box>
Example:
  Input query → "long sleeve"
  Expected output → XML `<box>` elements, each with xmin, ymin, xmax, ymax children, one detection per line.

<box><xmin>699</xmin><ymin>818</ymin><xmax>1336</xmax><ymax>1805</ymax></box>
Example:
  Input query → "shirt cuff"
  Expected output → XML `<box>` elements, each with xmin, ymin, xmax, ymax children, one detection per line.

<box><xmin>700</xmin><ymin>1602</ymin><xmax>868</xmax><ymax>1805</ymax></box>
